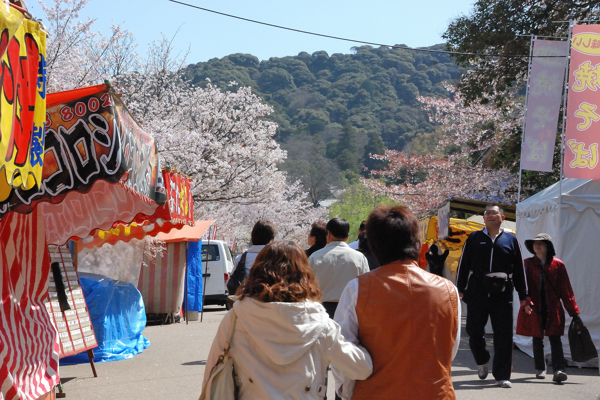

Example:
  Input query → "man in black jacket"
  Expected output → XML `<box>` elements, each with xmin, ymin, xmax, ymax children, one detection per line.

<box><xmin>456</xmin><ymin>204</ymin><xmax>529</xmax><ymax>389</ymax></box>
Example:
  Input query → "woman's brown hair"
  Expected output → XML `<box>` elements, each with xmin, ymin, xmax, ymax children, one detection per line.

<box><xmin>238</xmin><ymin>241</ymin><xmax>322</xmax><ymax>303</ymax></box>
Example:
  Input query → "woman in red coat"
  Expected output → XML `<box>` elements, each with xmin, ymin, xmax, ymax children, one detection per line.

<box><xmin>516</xmin><ymin>233</ymin><xmax>580</xmax><ymax>383</ymax></box>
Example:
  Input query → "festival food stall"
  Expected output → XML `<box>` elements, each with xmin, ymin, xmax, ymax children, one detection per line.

<box><xmin>139</xmin><ymin>220</ymin><xmax>216</xmax><ymax>323</ymax></box>
<box><xmin>1</xmin><ymin>80</ymin><xmax>167</xmax><ymax>400</ymax></box>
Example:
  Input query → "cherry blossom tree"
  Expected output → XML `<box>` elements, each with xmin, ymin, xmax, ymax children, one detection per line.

<box><xmin>363</xmin><ymin>85</ymin><xmax>520</xmax><ymax>216</ymax></box>
<box><xmin>38</xmin><ymin>0</ymin><xmax>320</xmax><ymax>241</ymax></box>
<box><xmin>40</xmin><ymin>0</ymin><xmax>134</xmax><ymax>93</ymax></box>
<box><xmin>208</xmin><ymin>180</ymin><xmax>327</xmax><ymax>249</ymax></box>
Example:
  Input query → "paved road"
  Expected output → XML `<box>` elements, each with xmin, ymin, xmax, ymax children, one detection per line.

<box><xmin>58</xmin><ymin>306</ymin><xmax>599</xmax><ymax>399</ymax></box>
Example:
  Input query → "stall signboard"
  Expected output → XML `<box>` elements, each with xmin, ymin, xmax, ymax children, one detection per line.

<box><xmin>0</xmin><ymin>84</ymin><xmax>166</xmax><ymax>222</ymax></box>
<box><xmin>45</xmin><ymin>245</ymin><xmax>97</xmax><ymax>358</ymax></box>
<box><xmin>0</xmin><ymin>6</ymin><xmax>47</xmax><ymax>201</ymax></box>
<box><xmin>437</xmin><ymin>202</ymin><xmax>450</xmax><ymax>240</ymax></box>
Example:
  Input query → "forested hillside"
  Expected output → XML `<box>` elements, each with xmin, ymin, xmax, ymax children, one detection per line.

<box><xmin>184</xmin><ymin>44</ymin><xmax>465</xmax><ymax>204</ymax></box>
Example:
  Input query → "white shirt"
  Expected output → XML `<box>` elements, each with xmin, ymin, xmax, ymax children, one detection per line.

<box><xmin>233</xmin><ymin>245</ymin><xmax>266</xmax><ymax>276</ymax></box>
<box><xmin>308</xmin><ymin>241</ymin><xmax>369</xmax><ymax>302</ymax></box>
<box><xmin>332</xmin><ymin>279</ymin><xmax>461</xmax><ymax>399</ymax></box>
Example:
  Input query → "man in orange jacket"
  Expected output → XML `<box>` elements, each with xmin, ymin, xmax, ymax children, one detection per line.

<box><xmin>333</xmin><ymin>205</ymin><xmax>460</xmax><ymax>400</ymax></box>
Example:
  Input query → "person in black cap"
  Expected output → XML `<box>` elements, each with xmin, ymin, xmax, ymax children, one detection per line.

<box><xmin>516</xmin><ymin>233</ymin><xmax>580</xmax><ymax>383</ymax></box>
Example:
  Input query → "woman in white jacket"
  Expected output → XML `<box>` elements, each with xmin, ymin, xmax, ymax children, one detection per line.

<box><xmin>202</xmin><ymin>241</ymin><xmax>372</xmax><ymax>399</ymax></box>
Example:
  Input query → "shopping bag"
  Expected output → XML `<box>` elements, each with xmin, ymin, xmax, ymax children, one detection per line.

<box><xmin>568</xmin><ymin>315</ymin><xmax>598</xmax><ymax>363</ymax></box>
<box><xmin>199</xmin><ymin>311</ymin><xmax>239</xmax><ymax>400</ymax></box>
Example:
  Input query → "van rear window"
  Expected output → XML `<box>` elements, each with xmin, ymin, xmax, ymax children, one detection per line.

<box><xmin>201</xmin><ymin>244</ymin><xmax>220</xmax><ymax>261</ymax></box>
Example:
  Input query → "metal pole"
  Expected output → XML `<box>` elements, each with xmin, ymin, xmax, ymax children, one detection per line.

<box><xmin>184</xmin><ymin>242</ymin><xmax>189</xmax><ymax>325</ymax></box>
<box><xmin>558</xmin><ymin>20</ymin><xmax>575</xmax><ymax>252</ymax></box>
<box><xmin>517</xmin><ymin>35</ymin><xmax>536</xmax><ymax>204</ymax></box>
<box><xmin>200</xmin><ymin>236</ymin><xmax>210</xmax><ymax>322</ymax></box>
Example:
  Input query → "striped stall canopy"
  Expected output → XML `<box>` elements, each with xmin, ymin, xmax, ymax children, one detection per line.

<box><xmin>138</xmin><ymin>242</ymin><xmax>187</xmax><ymax>314</ymax></box>
<box><xmin>0</xmin><ymin>207</ymin><xmax>59</xmax><ymax>400</ymax></box>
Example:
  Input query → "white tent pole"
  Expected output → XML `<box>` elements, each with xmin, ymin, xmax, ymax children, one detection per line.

<box><xmin>518</xmin><ymin>35</ymin><xmax>536</xmax><ymax>204</ymax></box>
<box><xmin>558</xmin><ymin>20</ymin><xmax>575</xmax><ymax>249</ymax></box>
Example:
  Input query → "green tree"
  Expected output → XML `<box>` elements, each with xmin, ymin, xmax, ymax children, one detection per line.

<box><xmin>443</xmin><ymin>0</ymin><xmax>600</xmax><ymax>104</ymax></box>
<box><xmin>329</xmin><ymin>183</ymin><xmax>399</xmax><ymax>242</ymax></box>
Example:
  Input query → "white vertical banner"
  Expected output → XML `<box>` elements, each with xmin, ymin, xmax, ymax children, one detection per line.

<box><xmin>437</xmin><ymin>202</ymin><xmax>450</xmax><ymax>240</ymax></box>
<box><xmin>521</xmin><ymin>39</ymin><xmax>569</xmax><ymax>172</ymax></box>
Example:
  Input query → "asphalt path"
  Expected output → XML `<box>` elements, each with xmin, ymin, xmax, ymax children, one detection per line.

<box><xmin>58</xmin><ymin>306</ymin><xmax>599</xmax><ymax>399</ymax></box>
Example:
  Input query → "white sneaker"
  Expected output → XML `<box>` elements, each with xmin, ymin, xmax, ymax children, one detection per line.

<box><xmin>536</xmin><ymin>370</ymin><xmax>546</xmax><ymax>379</ymax></box>
<box><xmin>497</xmin><ymin>380</ymin><xmax>512</xmax><ymax>388</ymax></box>
<box><xmin>477</xmin><ymin>364</ymin><xmax>488</xmax><ymax>380</ymax></box>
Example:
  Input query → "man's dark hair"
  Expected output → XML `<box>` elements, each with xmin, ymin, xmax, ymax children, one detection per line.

<box><xmin>326</xmin><ymin>218</ymin><xmax>350</xmax><ymax>239</ymax></box>
<box><xmin>358</xmin><ymin>220</ymin><xmax>367</xmax><ymax>232</ymax></box>
<box><xmin>251</xmin><ymin>220</ymin><xmax>278</xmax><ymax>245</ymax></box>
<box><xmin>309</xmin><ymin>221</ymin><xmax>327</xmax><ymax>247</ymax></box>
<box><xmin>366</xmin><ymin>205</ymin><xmax>421</xmax><ymax>266</ymax></box>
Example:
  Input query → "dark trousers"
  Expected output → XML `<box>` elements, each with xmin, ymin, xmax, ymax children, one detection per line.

<box><xmin>322</xmin><ymin>301</ymin><xmax>338</xmax><ymax>320</ymax></box>
<box><xmin>533</xmin><ymin>336</ymin><xmax>565</xmax><ymax>372</ymax></box>
<box><xmin>466</xmin><ymin>296</ymin><xmax>514</xmax><ymax>381</ymax></box>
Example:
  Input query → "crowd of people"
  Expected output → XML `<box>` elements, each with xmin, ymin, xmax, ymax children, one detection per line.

<box><xmin>202</xmin><ymin>203</ymin><xmax>582</xmax><ymax>399</ymax></box>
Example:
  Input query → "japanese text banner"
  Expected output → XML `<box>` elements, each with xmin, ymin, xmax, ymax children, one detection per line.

<box><xmin>521</xmin><ymin>39</ymin><xmax>568</xmax><ymax>172</ymax></box>
<box><xmin>0</xmin><ymin>8</ymin><xmax>46</xmax><ymax>201</ymax></box>
<box><xmin>564</xmin><ymin>25</ymin><xmax>600</xmax><ymax>179</ymax></box>
<box><xmin>0</xmin><ymin>84</ymin><xmax>166</xmax><ymax>223</ymax></box>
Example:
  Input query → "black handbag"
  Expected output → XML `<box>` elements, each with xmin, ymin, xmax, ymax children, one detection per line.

<box><xmin>568</xmin><ymin>314</ymin><xmax>598</xmax><ymax>363</ymax></box>
<box><xmin>226</xmin><ymin>252</ymin><xmax>247</xmax><ymax>296</ymax></box>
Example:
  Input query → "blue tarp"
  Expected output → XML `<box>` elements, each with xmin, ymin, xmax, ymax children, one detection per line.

<box><xmin>61</xmin><ymin>272</ymin><xmax>150</xmax><ymax>364</ymax></box>
<box><xmin>185</xmin><ymin>240</ymin><xmax>203</xmax><ymax>311</ymax></box>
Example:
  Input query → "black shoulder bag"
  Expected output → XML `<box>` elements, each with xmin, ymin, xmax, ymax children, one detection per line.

<box><xmin>226</xmin><ymin>252</ymin><xmax>248</xmax><ymax>296</ymax></box>
<box><xmin>568</xmin><ymin>314</ymin><xmax>598</xmax><ymax>362</ymax></box>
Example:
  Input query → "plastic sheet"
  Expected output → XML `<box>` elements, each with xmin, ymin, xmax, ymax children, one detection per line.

<box><xmin>61</xmin><ymin>273</ymin><xmax>150</xmax><ymax>365</ymax></box>
<box><xmin>185</xmin><ymin>240</ymin><xmax>204</xmax><ymax>312</ymax></box>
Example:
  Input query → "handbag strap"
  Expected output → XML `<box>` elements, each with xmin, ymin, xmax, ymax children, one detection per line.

<box><xmin>219</xmin><ymin>309</ymin><xmax>237</xmax><ymax>362</ymax></box>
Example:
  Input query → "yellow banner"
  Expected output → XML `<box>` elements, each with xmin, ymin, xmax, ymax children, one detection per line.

<box><xmin>0</xmin><ymin>7</ymin><xmax>46</xmax><ymax>201</ymax></box>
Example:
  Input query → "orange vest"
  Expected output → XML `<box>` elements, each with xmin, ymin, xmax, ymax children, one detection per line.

<box><xmin>353</xmin><ymin>260</ymin><xmax>458</xmax><ymax>400</ymax></box>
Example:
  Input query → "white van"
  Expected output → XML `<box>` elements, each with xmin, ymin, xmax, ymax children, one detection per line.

<box><xmin>200</xmin><ymin>240</ymin><xmax>235</xmax><ymax>307</ymax></box>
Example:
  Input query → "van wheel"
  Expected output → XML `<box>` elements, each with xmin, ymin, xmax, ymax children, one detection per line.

<box><xmin>225</xmin><ymin>299</ymin><xmax>233</xmax><ymax>310</ymax></box>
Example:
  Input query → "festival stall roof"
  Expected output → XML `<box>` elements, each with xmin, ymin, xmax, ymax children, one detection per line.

<box><xmin>79</xmin><ymin>169</ymin><xmax>195</xmax><ymax>249</ymax></box>
<box><xmin>515</xmin><ymin>178</ymin><xmax>600</xmax><ymax>366</ymax></box>
<box><xmin>158</xmin><ymin>220</ymin><xmax>216</xmax><ymax>242</ymax></box>
<box><xmin>441</xmin><ymin>198</ymin><xmax>517</xmax><ymax>222</ymax></box>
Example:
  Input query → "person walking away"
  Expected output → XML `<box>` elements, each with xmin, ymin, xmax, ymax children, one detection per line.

<box><xmin>333</xmin><ymin>205</ymin><xmax>460</xmax><ymax>400</ymax></box>
<box><xmin>309</xmin><ymin>218</ymin><xmax>369</xmax><ymax>319</ymax></box>
<box><xmin>426</xmin><ymin>243</ymin><xmax>450</xmax><ymax>277</ymax></box>
<box><xmin>227</xmin><ymin>220</ymin><xmax>277</xmax><ymax>308</ymax></box>
<box><xmin>202</xmin><ymin>241</ymin><xmax>373</xmax><ymax>399</ymax></box>
<box><xmin>306</xmin><ymin>221</ymin><xmax>327</xmax><ymax>257</ymax></box>
<box><xmin>455</xmin><ymin>204</ymin><xmax>529</xmax><ymax>389</ymax></box>
<box><xmin>348</xmin><ymin>221</ymin><xmax>366</xmax><ymax>250</ymax></box>
<box><xmin>357</xmin><ymin>231</ymin><xmax>379</xmax><ymax>271</ymax></box>
<box><xmin>516</xmin><ymin>233</ymin><xmax>580</xmax><ymax>383</ymax></box>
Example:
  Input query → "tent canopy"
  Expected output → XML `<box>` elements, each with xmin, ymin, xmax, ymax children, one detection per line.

<box><xmin>516</xmin><ymin>178</ymin><xmax>600</xmax><ymax>365</ymax></box>
<box><xmin>158</xmin><ymin>220</ymin><xmax>216</xmax><ymax>243</ymax></box>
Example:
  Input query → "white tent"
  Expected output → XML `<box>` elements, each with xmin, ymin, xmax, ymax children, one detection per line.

<box><xmin>516</xmin><ymin>178</ymin><xmax>600</xmax><ymax>367</ymax></box>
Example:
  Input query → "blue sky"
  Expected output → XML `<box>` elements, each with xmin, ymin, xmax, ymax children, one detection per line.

<box><xmin>29</xmin><ymin>0</ymin><xmax>475</xmax><ymax>64</ymax></box>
